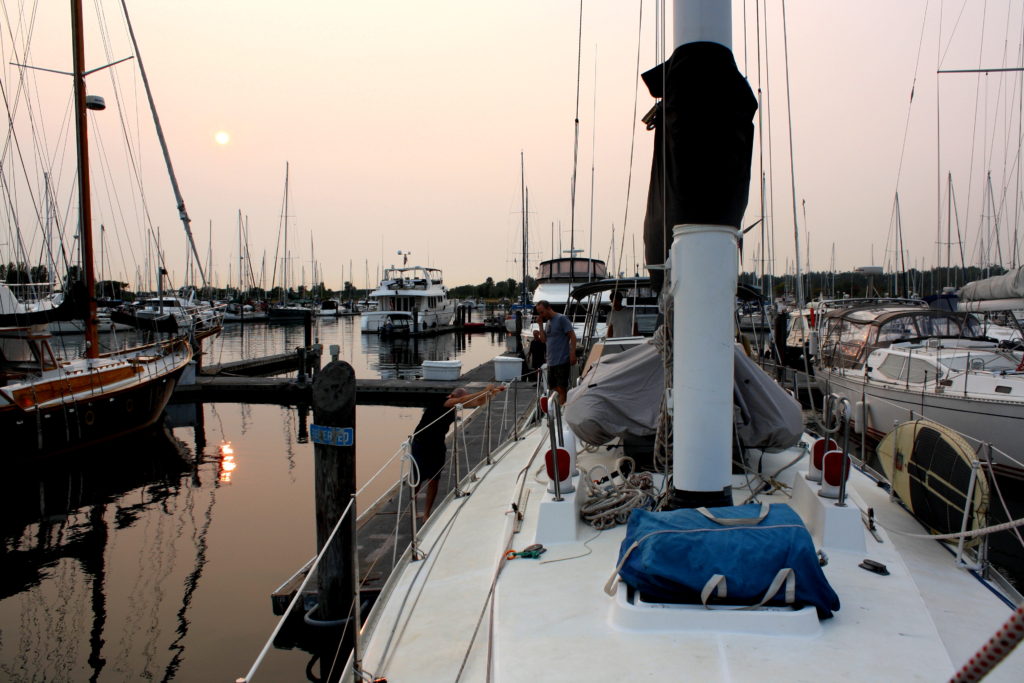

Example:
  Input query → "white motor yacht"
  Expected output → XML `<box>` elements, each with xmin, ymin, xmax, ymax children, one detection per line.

<box><xmin>360</xmin><ymin>266</ymin><xmax>455</xmax><ymax>334</ymax></box>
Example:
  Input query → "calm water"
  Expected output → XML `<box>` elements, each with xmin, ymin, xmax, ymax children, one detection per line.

<box><xmin>0</xmin><ymin>315</ymin><xmax>508</xmax><ymax>682</ymax></box>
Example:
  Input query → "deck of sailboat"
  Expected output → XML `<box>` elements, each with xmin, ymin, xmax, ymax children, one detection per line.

<box><xmin>356</xmin><ymin>427</ymin><xmax>1022</xmax><ymax>682</ymax></box>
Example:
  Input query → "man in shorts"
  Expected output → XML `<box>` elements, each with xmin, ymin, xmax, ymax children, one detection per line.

<box><xmin>534</xmin><ymin>300</ymin><xmax>577</xmax><ymax>404</ymax></box>
<box><xmin>411</xmin><ymin>384</ymin><xmax>505</xmax><ymax>519</ymax></box>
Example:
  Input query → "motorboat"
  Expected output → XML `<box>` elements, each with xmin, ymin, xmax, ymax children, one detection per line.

<box><xmin>360</xmin><ymin>266</ymin><xmax>455</xmax><ymax>334</ymax></box>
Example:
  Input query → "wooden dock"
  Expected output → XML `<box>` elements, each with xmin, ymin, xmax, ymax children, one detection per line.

<box><xmin>173</xmin><ymin>355</ymin><xmax>521</xmax><ymax>406</ymax></box>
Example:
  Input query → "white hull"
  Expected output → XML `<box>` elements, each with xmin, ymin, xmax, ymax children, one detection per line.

<box><xmin>360</xmin><ymin>305</ymin><xmax>455</xmax><ymax>333</ymax></box>
<box><xmin>820</xmin><ymin>369</ymin><xmax>1024</xmax><ymax>468</ymax></box>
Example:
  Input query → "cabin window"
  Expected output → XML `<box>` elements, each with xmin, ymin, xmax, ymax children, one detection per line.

<box><xmin>905</xmin><ymin>358</ymin><xmax>935</xmax><ymax>384</ymax></box>
<box><xmin>877</xmin><ymin>354</ymin><xmax>907</xmax><ymax>381</ymax></box>
<box><xmin>916</xmin><ymin>316</ymin><xmax>960</xmax><ymax>338</ymax></box>
<box><xmin>877</xmin><ymin>317</ymin><xmax>919</xmax><ymax>344</ymax></box>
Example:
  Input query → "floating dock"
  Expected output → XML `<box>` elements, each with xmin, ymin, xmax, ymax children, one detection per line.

<box><xmin>174</xmin><ymin>355</ymin><xmax>519</xmax><ymax>406</ymax></box>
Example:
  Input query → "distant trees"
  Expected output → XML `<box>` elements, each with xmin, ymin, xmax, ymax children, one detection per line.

<box><xmin>448</xmin><ymin>276</ymin><xmax>532</xmax><ymax>301</ymax></box>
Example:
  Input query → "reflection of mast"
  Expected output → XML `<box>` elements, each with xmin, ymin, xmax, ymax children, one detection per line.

<box><xmin>160</xmin><ymin>467</ymin><xmax>218</xmax><ymax>682</ymax></box>
<box><xmin>82</xmin><ymin>504</ymin><xmax>109</xmax><ymax>683</ymax></box>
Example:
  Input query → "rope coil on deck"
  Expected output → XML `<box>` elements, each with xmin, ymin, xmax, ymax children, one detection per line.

<box><xmin>579</xmin><ymin>457</ymin><xmax>656</xmax><ymax>529</ymax></box>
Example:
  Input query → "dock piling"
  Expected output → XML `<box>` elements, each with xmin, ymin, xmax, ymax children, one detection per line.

<box><xmin>310</xmin><ymin>361</ymin><xmax>357</xmax><ymax>663</ymax></box>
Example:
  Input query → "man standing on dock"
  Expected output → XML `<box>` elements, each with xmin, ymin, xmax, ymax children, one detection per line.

<box><xmin>534</xmin><ymin>300</ymin><xmax>576</xmax><ymax>404</ymax></box>
<box><xmin>412</xmin><ymin>384</ymin><xmax>505</xmax><ymax>519</ymax></box>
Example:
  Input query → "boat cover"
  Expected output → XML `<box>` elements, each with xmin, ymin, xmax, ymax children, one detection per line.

<box><xmin>959</xmin><ymin>266</ymin><xmax>1024</xmax><ymax>301</ymax></box>
<box><xmin>641</xmin><ymin>42</ymin><xmax>757</xmax><ymax>292</ymax></box>
<box><xmin>616</xmin><ymin>504</ymin><xmax>840</xmax><ymax>618</ymax></box>
<box><xmin>0</xmin><ymin>280</ymin><xmax>89</xmax><ymax>327</ymax></box>
<box><xmin>564</xmin><ymin>342</ymin><xmax>802</xmax><ymax>450</ymax></box>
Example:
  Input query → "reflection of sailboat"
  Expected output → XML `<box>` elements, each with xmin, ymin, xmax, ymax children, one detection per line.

<box><xmin>0</xmin><ymin>408</ymin><xmax>228</xmax><ymax>681</ymax></box>
<box><xmin>0</xmin><ymin>0</ymin><xmax>192</xmax><ymax>456</ymax></box>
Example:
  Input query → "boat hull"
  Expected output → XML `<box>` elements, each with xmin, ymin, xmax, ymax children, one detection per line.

<box><xmin>820</xmin><ymin>369</ymin><xmax>1024</xmax><ymax>468</ymax></box>
<box><xmin>360</xmin><ymin>306</ymin><xmax>455</xmax><ymax>333</ymax></box>
<box><xmin>1</xmin><ymin>360</ymin><xmax>188</xmax><ymax>457</ymax></box>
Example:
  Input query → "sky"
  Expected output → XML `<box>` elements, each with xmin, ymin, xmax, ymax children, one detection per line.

<box><xmin>2</xmin><ymin>1</ymin><xmax>1023</xmax><ymax>292</ymax></box>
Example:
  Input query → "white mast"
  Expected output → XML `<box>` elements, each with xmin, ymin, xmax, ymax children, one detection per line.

<box><xmin>670</xmin><ymin>0</ymin><xmax>737</xmax><ymax>504</ymax></box>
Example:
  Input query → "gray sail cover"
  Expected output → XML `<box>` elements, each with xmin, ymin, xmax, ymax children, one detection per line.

<box><xmin>959</xmin><ymin>267</ymin><xmax>1024</xmax><ymax>302</ymax></box>
<box><xmin>564</xmin><ymin>342</ymin><xmax>802</xmax><ymax>450</ymax></box>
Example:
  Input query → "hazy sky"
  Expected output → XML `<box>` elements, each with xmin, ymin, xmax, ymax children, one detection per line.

<box><xmin>2</xmin><ymin>1</ymin><xmax>1022</xmax><ymax>291</ymax></box>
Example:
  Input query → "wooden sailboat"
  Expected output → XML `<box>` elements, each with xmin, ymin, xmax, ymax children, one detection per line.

<box><xmin>0</xmin><ymin>0</ymin><xmax>192</xmax><ymax>456</ymax></box>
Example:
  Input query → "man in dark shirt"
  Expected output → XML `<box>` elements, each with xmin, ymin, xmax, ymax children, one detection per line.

<box><xmin>411</xmin><ymin>383</ymin><xmax>505</xmax><ymax>519</ymax></box>
<box><xmin>534</xmin><ymin>300</ymin><xmax>577</xmax><ymax>404</ymax></box>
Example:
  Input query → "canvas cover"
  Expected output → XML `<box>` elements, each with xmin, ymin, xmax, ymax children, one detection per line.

<box><xmin>616</xmin><ymin>504</ymin><xmax>840</xmax><ymax>618</ymax></box>
<box><xmin>641</xmin><ymin>42</ymin><xmax>757</xmax><ymax>292</ymax></box>
<box><xmin>959</xmin><ymin>267</ymin><xmax>1024</xmax><ymax>302</ymax></box>
<box><xmin>564</xmin><ymin>342</ymin><xmax>802</xmax><ymax>451</ymax></box>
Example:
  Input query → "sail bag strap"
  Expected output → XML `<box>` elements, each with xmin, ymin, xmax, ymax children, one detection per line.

<box><xmin>696</xmin><ymin>502</ymin><xmax>770</xmax><ymax>526</ymax></box>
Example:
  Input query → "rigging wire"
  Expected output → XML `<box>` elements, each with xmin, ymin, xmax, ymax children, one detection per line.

<box><xmin>617</xmin><ymin>0</ymin><xmax>643</xmax><ymax>280</ymax></box>
<box><xmin>780</xmin><ymin>0</ymin><xmax>803</xmax><ymax>307</ymax></box>
<box><xmin>569</xmin><ymin>0</ymin><xmax>583</xmax><ymax>267</ymax></box>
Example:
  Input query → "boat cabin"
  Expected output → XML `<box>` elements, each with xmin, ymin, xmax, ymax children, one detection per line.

<box><xmin>819</xmin><ymin>305</ymin><xmax>985</xmax><ymax>370</ymax></box>
<box><xmin>536</xmin><ymin>257</ymin><xmax>608</xmax><ymax>282</ymax></box>
<box><xmin>0</xmin><ymin>327</ymin><xmax>60</xmax><ymax>383</ymax></box>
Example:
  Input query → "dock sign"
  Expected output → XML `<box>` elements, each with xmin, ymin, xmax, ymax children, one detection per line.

<box><xmin>310</xmin><ymin>425</ymin><xmax>354</xmax><ymax>447</ymax></box>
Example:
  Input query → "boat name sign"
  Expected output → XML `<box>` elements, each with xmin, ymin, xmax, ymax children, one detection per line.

<box><xmin>309</xmin><ymin>425</ymin><xmax>354</xmax><ymax>447</ymax></box>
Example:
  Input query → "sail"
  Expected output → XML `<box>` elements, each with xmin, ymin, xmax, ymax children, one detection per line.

<box><xmin>959</xmin><ymin>266</ymin><xmax>1024</xmax><ymax>302</ymax></box>
<box><xmin>641</xmin><ymin>42</ymin><xmax>757</xmax><ymax>292</ymax></box>
<box><xmin>0</xmin><ymin>280</ymin><xmax>89</xmax><ymax>327</ymax></box>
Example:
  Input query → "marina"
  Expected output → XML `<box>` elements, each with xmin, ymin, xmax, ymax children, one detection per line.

<box><xmin>4</xmin><ymin>0</ymin><xmax>1024</xmax><ymax>681</ymax></box>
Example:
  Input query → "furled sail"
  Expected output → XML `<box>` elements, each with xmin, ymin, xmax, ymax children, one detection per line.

<box><xmin>641</xmin><ymin>42</ymin><xmax>757</xmax><ymax>292</ymax></box>
<box><xmin>959</xmin><ymin>267</ymin><xmax>1024</xmax><ymax>302</ymax></box>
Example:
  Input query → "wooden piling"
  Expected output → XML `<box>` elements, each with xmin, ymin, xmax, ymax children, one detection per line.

<box><xmin>311</xmin><ymin>361</ymin><xmax>357</xmax><ymax>631</ymax></box>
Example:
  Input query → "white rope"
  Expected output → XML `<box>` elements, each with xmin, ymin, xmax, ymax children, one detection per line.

<box><xmin>579</xmin><ymin>457</ymin><xmax>656</xmax><ymax>530</ymax></box>
<box><xmin>879</xmin><ymin>511</ymin><xmax>1024</xmax><ymax>542</ymax></box>
<box><xmin>391</xmin><ymin>441</ymin><xmax>418</xmax><ymax>572</ymax></box>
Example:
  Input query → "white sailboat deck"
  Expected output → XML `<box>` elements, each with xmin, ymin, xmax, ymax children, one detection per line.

<box><xmin>357</xmin><ymin>427</ymin><xmax>1022</xmax><ymax>681</ymax></box>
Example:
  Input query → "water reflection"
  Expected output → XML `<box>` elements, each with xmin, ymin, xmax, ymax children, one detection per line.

<box><xmin>0</xmin><ymin>320</ymin><xmax>507</xmax><ymax>681</ymax></box>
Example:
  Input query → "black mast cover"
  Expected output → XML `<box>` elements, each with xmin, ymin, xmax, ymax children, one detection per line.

<box><xmin>641</xmin><ymin>42</ymin><xmax>757</xmax><ymax>292</ymax></box>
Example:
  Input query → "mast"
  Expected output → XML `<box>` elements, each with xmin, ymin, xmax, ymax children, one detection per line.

<box><xmin>520</xmin><ymin>152</ymin><xmax>528</xmax><ymax>307</ymax></box>
<box><xmin>667</xmin><ymin>0</ymin><xmax>753</xmax><ymax>508</ymax></box>
<box><xmin>119</xmin><ymin>0</ymin><xmax>207</xmax><ymax>288</ymax></box>
<box><xmin>283</xmin><ymin>163</ymin><xmax>290</xmax><ymax>305</ymax></box>
<box><xmin>238</xmin><ymin>210</ymin><xmax>244</xmax><ymax>296</ymax></box>
<box><xmin>72</xmin><ymin>0</ymin><xmax>100</xmax><ymax>358</ymax></box>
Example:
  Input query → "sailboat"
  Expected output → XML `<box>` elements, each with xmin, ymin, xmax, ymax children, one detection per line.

<box><xmin>0</xmin><ymin>0</ymin><xmax>192</xmax><ymax>456</ymax></box>
<box><xmin>331</xmin><ymin>3</ymin><xmax>1023</xmax><ymax>681</ymax></box>
<box><xmin>268</xmin><ymin>163</ymin><xmax>311</xmax><ymax>322</ymax></box>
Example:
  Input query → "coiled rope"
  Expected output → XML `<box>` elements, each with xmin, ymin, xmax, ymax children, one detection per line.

<box><xmin>579</xmin><ymin>457</ymin><xmax>656</xmax><ymax>530</ymax></box>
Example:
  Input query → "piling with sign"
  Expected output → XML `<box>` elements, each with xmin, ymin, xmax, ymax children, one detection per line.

<box><xmin>310</xmin><ymin>360</ymin><xmax>357</xmax><ymax>664</ymax></box>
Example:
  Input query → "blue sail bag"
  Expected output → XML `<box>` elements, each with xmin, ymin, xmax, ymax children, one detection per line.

<box><xmin>614</xmin><ymin>503</ymin><xmax>840</xmax><ymax>618</ymax></box>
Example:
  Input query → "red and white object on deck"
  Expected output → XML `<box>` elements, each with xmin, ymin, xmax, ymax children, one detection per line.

<box><xmin>819</xmin><ymin>449</ymin><xmax>851</xmax><ymax>499</ymax></box>
<box><xmin>806</xmin><ymin>438</ymin><xmax>838</xmax><ymax>483</ymax></box>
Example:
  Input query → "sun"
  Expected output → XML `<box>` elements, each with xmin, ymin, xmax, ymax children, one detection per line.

<box><xmin>214</xmin><ymin>131</ymin><xmax>230</xmax><ymax>145</ymax></box>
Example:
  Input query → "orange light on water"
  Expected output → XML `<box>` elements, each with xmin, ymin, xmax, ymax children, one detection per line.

<box><xmin>219</xmin><ymin>442</ymin><xmax>238</xmax><ymax>482</ymax></box>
